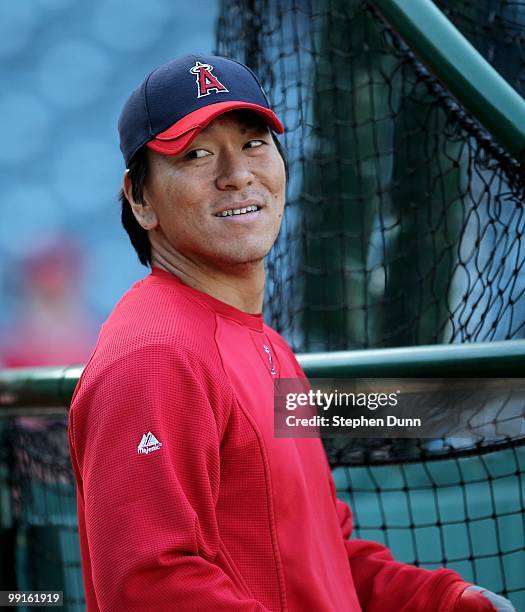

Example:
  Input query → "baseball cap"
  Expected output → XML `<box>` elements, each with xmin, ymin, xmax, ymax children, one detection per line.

<box><xmin>118</xmin><ymin>54</ymin><xmax>284</xmax><ymax>167</ymax></box>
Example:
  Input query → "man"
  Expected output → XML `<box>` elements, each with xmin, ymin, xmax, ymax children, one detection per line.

<box><xmin>68</xmin><ymin>54</ymin><xmax>514</xmax><ymax>611</ymax></box>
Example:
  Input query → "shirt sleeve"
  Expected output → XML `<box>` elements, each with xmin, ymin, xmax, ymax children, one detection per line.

<box><xmin>69</xmin><ymin>343</ymin><xmax>270</xmax><ymax>612</ymax></box>
<box><xmin>327</xmin><ymin>466</ymin><xmax>470</xmax><ymax>612</ymax></box>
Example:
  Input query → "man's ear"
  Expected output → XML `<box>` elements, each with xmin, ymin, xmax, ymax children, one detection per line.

<box><xmin>123</xmin><ymin>170</ymin><xmax>159</xmax><ymax>231</ymax></box>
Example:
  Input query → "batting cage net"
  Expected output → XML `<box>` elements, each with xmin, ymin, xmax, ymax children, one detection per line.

<box><xmin>217</xmin><ymin>0</ymin><xmax>525</xmax><ymax>353</ymax></box>
<box><xmin>215</xmin><ymin>0</ymin><xmax>525</xmax><ymax>607</ymax></box>
<box><xmin>439</xmin><ymin>0</ymin><xmax>525</xmax><ymax>98</ymax></box>
<box><xmin>0</xmin><ymin>418</ymin><xmax>84</xmax><ymax>611</ymax></box>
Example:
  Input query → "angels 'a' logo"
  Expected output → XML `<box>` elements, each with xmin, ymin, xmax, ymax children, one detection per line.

<box><xmin>190</xmin><ymin>61</ymin><xmax>229</xmax><ymax>98</ymax></box>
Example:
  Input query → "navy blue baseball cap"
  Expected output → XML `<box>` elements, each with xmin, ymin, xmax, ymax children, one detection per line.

<box><xmin>118</xmin><ymin>54</ymin><xmax>284</xmax><ymax>167</ymax></box>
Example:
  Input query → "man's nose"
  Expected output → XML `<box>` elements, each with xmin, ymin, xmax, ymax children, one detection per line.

<box><xmin>215</xmin><ymin>152</ymin><xmax>253</xmax><ymax>191</ymax></box>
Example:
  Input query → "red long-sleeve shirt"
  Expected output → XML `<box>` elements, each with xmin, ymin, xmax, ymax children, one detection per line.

<box><xmin>68</xmin><ymin>267</ymin><xmax>469</xmax><ymax>611</ymax></box>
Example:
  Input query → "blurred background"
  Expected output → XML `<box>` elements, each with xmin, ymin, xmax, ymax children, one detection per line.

<box><xmin>3</xmin><ymin>0</ymin><xmax>524</xmax><ymax>368</ymax></box>
<box><xmin>0</xmin><ymin>0</ymin><xmax>219</xmax><ymax>368</ymax></box>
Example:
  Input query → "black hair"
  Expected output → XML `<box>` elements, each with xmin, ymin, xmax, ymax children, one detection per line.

<box><xmin>119</xmin><ymin>110</ymin><xmax>288</xmax><ymax>268</ymax></box>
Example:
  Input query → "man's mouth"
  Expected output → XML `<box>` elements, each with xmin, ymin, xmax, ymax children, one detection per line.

<box><xmin>215</xmin><ymin>205</ymin><xmax>261</xmax><ymax>217</ymax></box>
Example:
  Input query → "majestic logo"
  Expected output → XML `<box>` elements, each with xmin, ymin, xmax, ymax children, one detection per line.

<box><xmin>190</xmin><ymin>61</ymin><xmax>229</xmax><ymax>99</ymax></box>
<box><xmin>137</xmin><ymin>431</ymin><xmax>162</xmax><ymax>455</ymax></box>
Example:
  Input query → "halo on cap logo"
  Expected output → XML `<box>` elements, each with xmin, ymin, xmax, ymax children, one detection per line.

<box><xmin>190</xmin><ymin>61</ymin><xmax>229</xmax><ymax>99</ymax></box>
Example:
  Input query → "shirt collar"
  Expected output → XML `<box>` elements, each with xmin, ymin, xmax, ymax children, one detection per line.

<box><xmin>150</xmin><ymin>266</ymin><xmax>264</xmax><ymax>332</ymax></box>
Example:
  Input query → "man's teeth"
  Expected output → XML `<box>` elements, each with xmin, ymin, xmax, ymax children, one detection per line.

<box><xmin>218</xmin><ymin>205</ymin><xmax>259</xmax><ymax>217</ymax></box>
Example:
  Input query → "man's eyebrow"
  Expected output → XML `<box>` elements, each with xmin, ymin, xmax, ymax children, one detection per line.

<box><xmin>237</xmin><ymin>124</ymin><xmax>271</xmax><ymax>137</ymax></box>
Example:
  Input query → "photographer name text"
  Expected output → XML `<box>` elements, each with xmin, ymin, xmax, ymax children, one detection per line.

<box><xmin>285</xmin><ymin>414</ymin><xmax>422</xmax><ymax>428</ymax></box>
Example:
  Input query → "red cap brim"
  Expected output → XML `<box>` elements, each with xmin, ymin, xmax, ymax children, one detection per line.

<box><xmin>146</xmin><ymin>101</ymin><xmax>284</xmax><ymax>156</ymax></box>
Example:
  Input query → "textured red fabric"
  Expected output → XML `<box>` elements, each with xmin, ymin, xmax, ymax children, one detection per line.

<box><xmin>69</xmin><ymin>267</ymin><xmax>469</xmax><ymax>611</ymax></box>
<box><xmin>453</xmin><ymin>590</ymin><xmax>497</xmax><ymax>612</ymax></box>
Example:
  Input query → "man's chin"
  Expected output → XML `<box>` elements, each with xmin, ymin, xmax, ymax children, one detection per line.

<box><xmin>212</xmin><ymin>248</ymin><xmax>271</xmax><ymax>269</ymax></box>
<box><xmin>223</xmin><ymin>254</ymin><xmax>267</xmax><ymax>268</ymax></box>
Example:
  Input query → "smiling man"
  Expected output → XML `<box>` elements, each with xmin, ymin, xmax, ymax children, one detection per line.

<box><xmin>126</xmin><ymin>108</ymin><xmax>285</xmax><ymax>306</ymax></box>
<box><xmin>68</xmin><ymin>55</ymin><xmax>514</xmax><ymax>611</ymax></box>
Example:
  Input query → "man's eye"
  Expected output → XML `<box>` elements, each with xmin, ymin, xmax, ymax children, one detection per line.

<box><xmin>186</xmin><ymin>149</ymin><xmax>211</xmax><ymax>159</ymax></box>
<box><xmin>244</xmin><ymin>139</ymin><xmax>265</xmax><ymax>149</ymax></box>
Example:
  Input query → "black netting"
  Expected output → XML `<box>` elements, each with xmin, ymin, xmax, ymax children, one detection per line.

<box><xmin>333</xmin><ymin>444</ymin><xmax>525</xmax><ymax>605</ymax></box>
<box><xmin>216</xmin><ymin>1</ymin><xmax>525</xmax><ymax>607</ymax></box>
<box><xmin>0</xmin><ymin>418</ymin><xmax>83</xmax><ymax>611</ymax></box>
<box><xmin>217</xmin><ymin>0</ymin><xmax>525</xmax><ymax>353</ymax></box>
<box><xmin>437</xmin><ymin>0</ymin><xmax>525</xmax><ymax>97</ymax></box>
<box><xmin>321</xmin><ymin>379</ymin><xmax>525</xmax><ymax>466</ymax></box>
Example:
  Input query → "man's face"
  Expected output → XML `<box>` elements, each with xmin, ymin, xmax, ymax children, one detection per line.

<box><xmin>144</xmin><ymin>111</ymin><xmax>286</xmax><ymax>270</ymax></box>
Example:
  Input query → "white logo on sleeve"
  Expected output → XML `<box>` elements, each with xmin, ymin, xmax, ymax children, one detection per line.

<box><xmin>137</xmin><ymin>431</ymin><xmax>162</xmax><ymax>454</ymax></box>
